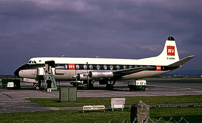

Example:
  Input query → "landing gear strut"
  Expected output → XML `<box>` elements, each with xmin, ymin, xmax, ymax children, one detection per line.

<box><xmin>86</xmin><ymin>80</ymin><xmax>94</xmax><ymax>89</ymax></box>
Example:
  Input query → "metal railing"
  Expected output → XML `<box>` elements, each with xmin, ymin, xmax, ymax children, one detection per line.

<box><xmin>50</xmin><ymin>68</ymin><xmax>57</xmax><ymax>88</ymax></box>
<box><xmin>42</xmin><ymin>68</ymin><xmax>57</xmax><ymax>89</ymax></box>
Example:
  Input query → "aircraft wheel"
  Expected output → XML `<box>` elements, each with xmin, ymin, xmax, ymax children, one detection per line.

<box><xmin>73</xmin><ymin>83</ymin><xmax>77</xmax><ymax>87</ymax></box>
<box><xmin>106</xmin><ymin>84</ymin><xmax>109</xmax><ymax>90</ymax></box>
<box><xmin>106</xmin><ymin>84</ymin><xmax>113</xmax><ymax>90</ymax></box>
<box><xmin>89</xmin><ymin>83</ymin><xmax>93</xmax><ymax>89</ymax></box>
<box><xmin>87</xmin><ymin>83</ymin><xmax>93</xmax><ymax>89</ymax></box>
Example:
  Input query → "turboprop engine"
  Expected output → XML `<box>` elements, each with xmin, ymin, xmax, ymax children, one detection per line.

<box><xmin>89</xmin><ymin>71</ymin><xmax>119</xmax><ymax>79</ymax></box>
<box><xmin>77</xmin><ymin>73</ymin><xmax>89</xmax><ymax>80</ymax></box>
<box><xmin>74</xmin><ymin>71</ymin><xmax>119</xmax><ymax>81</ymax></box>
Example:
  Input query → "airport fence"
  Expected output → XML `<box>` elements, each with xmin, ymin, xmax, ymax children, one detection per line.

<box><xmin>109</xmin><ymin>117</ymin><xmax>189</xmax><ymax>123</ymax></box>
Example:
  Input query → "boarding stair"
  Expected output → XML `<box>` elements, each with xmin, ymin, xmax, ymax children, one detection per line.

<box><xmin>42</xmin><ymin>68</ymin><xmax>57</xmax><ymax>91</ymax></box>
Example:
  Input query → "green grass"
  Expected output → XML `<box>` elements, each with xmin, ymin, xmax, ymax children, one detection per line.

<box><xmin>27</xmin><ymin>95</ymin><xmax>202</xmax><ymax>107</ymax></box>
<box><xmin>1</xmin><ymin>95</ymin><xmax>202</xmax><ymax>122</ymax></box>
<box><xmin>0</xmin><ymin>107</ymin><xmax>202</xmax><ymax>123</ymax></box>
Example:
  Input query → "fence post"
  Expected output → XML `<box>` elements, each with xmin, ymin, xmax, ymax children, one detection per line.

<box><xmin>131</xmin><ymin>100</ymin><xmax>150</xmax><ymax>123</ymax></box>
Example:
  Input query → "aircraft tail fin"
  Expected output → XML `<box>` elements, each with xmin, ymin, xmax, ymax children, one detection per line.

<box><xmin>140</xmin><ymin>36</ymin><xmax>180</xmax><ymax>65</ymax></box>
<box><xmin>157</xmin><ymin>36</ymin><xmax>180</xmax><ymax>64</ymax></box>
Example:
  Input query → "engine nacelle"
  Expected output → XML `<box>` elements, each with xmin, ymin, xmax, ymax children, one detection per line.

<box><xmin>77</xmin><ymin>73</ymin><xmax>89</xmax><ymax>80</ymax></box>
<box><xmin>89</xmin><ymin>71</ymin><xmax>115</xmax><ymax>79</ymax></box>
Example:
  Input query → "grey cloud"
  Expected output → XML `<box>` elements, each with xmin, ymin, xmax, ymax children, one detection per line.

<box><xmin>0</xmin><ymin>0</ymin><xmax>202</xmax><ymax>74</ymax></box>
<box><xmin>184</xmin><ymin>32</ymin><xmax>202</xmax><ymax>45</ymax></box>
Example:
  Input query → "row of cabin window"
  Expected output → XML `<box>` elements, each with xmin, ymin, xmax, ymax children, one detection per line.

<box><xmin>56</xmin><ymin>64</ymin><xmax>146</xmax><ymax>70</ymax></box>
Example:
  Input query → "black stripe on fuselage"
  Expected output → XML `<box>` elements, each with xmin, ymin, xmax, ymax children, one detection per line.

<box><xmin>17</xmin><ymin>63</ymin><xmax>179</xmax><ymax>71</ymax></box>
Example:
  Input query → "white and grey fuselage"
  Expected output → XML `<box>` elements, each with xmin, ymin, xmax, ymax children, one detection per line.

<box><xmin>14</xmin><ymin>36</ymin><xmax>194</xmax><ymax>84</ymax></box>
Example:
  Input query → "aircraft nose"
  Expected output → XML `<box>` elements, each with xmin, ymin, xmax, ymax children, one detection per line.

<box><xmin>14</xmin><ymin>68</ymin><xmax>20</xmax><ymax>77</ymax></box>
<box><xmin>14</xmin><ymin>64</ymin><xmax>27</xmax><ymax>77</ymax></box>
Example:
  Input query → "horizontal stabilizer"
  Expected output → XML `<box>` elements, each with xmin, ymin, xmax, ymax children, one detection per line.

<box><xmin>168</xmin><ymin>55</ymin><xmax>195</xmax><ymax>67</ymax></box>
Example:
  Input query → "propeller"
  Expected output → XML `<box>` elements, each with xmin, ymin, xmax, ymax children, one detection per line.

<box><xmin>72</xmin><ymin>62</ymin><xmax>92</xmax><ymax>89</ymax></box>
<box><xmin>86</xmin><ymin>62</ymin><xmax>89</xmax><ymax>89</ymax></box>
<box><xmin>72</xmin><ymin>74</ymin><xmax>79</xmax><ymax>87</ymax></box>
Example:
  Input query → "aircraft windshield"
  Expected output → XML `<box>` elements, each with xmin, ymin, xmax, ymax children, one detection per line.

<box><xmin>27</xmin><ymin>60</ymin><xmax>36</xmax><ymax>64</ymax></box>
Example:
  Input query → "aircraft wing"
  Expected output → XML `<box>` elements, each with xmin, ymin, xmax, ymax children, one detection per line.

<box><xmin>168</xmin><ymin>55</ymin><xmax>195</xmax><ymax>67</ymax></box>
<box><xmin>113</xmin><ymin>66</ymin><xmax>155</xmax><ymax>76</ymax></box>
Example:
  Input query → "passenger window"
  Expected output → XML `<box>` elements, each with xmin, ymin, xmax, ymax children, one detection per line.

<box><xmin>96</xmin><ymin>65</ymin><xmax>100</xmax><ymax>70</ymax></box>
<box><xmin>116</xmin><ymin>65</ymin><xmax>120</xmax><ymax>70</ymax></box>
<box><xmin>104</xmin><ymin>65</ymin><xmax>107</xmax><ymax>70</ymax></box>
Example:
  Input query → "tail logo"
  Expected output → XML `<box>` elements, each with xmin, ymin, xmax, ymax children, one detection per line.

<box><xmin>167</xmin><ymin>46</ymin><xmax>175</xmax><ymax>56</ymax></box>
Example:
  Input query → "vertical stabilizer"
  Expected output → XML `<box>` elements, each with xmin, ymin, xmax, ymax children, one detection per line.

<box><xmin>158</xmin><ymin>36</ymin><xmax>179</xmax><ymax>62</ymax></box>
<box><xmin>140</xmin><ymin>36</ymin><xmax>180</xmax><ymax>65</ymax></box>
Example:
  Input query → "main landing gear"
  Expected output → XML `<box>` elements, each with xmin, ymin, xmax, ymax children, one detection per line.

<box><xmin>106</xmin><ymin>80</ymin><xmax>116</xmax><ymax>90</ymax></box>
<box><xmin>106</xmin><ymin>84</ymin><xmax>114</xmax><ymax>90</ymax></box>
<box><xmin>86</xmin><ymin>80</ymin><xmax>94</xmax><ymax>89</ymax></box>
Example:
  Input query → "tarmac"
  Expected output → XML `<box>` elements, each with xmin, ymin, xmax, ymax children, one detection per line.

<box><xmin>0</xmin><ymin>78</ymin><xmax>202</xmax><ymax>113</ymax></box>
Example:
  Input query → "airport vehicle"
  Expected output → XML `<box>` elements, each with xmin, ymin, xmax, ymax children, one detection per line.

<box><xmin>2</xmin><ymin>79</ymin><xmax>12</xmax><ymax>89</ymax></box>
<box><xmin>128</xmin><ymin>80</ymin><xmax>146</xmax><ymax>91</ymax></box>
<box><xmin>14</xmin><ymin>36</ymin><xmax>194</xmax><ymax>90</ymax></box>
<box><xmin>6</xmin><ymin>80</ymin><xmax>20</xmax><ymax>89</ymax></box>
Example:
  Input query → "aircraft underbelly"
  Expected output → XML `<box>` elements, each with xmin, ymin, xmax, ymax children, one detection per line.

<box><xmin>121</xmin><ymin>70</ymin><xmax>170</xmax><ymax>80</ymax></box>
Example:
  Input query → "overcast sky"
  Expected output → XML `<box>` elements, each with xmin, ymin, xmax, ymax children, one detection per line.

<box><xmin>0</xmin><ymin>0</ymin><xmax>202</xmax><ymax>75</ymax></box>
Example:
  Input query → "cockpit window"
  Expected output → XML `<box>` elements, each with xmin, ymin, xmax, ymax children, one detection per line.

<box><xmin>28</xmin><ymin>60</ymin><xmax>36</xmax><ymax>64</ymax></box>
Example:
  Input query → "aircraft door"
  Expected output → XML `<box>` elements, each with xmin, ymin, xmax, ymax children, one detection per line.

<box><xmin>45</xmin><ymin>61</ymin><xmax>55</xmax><ymax>74</ymax></box>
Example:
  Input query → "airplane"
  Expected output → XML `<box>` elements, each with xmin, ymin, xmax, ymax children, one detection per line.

<box><xmin>14</xmin><ymin>36</ymin><xmax>194</xmax><ymax>90</ymax></box>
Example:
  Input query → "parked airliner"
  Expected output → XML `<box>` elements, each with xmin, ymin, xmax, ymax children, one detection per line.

<box><xmin>14</xmin><ymin>36</ymin><xmax>194</xmax><ymax>90</ymax></box>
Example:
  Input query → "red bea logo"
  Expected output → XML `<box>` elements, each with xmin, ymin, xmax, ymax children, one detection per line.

<box><xmin>167</xmin><ymin>46</ymin><xmax>175</xmax><ymax>56</ymax></box>
<box><xmin>68</xmin><ymin>64</ymin><xmax>75</xmax><ymax>70</ymax></box>
<box><xmin>156</xmin><ymin>65</ymin><xmax>161</xmax><ymax>71</ymax></box>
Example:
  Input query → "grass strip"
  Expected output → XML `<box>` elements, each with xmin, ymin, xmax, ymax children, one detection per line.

<box><xmin>27</xmin><ymin>95</ymin><xmax>202</xmax><ymax>107</ymax></box>
<box><xmin>0</xmin><ymin>107</ymin><xmax>202</xmax><ymax>123</ymax></box>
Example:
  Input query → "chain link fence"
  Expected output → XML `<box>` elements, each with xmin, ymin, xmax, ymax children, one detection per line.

<box><xmin>109</xmin><ymin>117</ymin><xmax>189</xmax><ymax>123</ymax></box>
